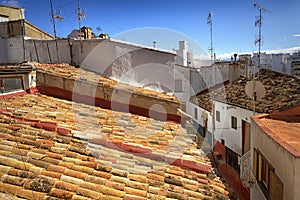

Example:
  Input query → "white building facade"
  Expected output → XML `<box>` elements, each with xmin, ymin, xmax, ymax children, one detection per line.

<box><xmin>252</xmin><ymin>52</ymin><xmax>291</xmax><ymax>74</ymax></box>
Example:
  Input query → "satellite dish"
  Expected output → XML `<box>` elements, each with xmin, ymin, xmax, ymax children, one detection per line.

<box><xmin>245</xmin><ymin>80</ymin><xmax>265</xmax><ymax>100</ymax></box>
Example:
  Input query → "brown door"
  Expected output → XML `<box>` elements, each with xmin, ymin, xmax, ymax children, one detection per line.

<box><xmin>242</xmin><ymin>120</ymin><xmax>251</xmax><ymax>155</ymax></box>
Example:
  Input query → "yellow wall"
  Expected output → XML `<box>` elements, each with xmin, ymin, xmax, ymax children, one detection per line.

<box><xmin>0</xmin><ymin>20</ymin><xmax>53</xmax><ymax>39</ymax></box>
<box><xmin>0</xmin><ymin>6</ymin><xmax>24</xmax><ymax>20</ymax></box>
<box><xmin>24</xmin><ymin>21</ymin><xmax>53</xmax><ymax>40</ymax></box>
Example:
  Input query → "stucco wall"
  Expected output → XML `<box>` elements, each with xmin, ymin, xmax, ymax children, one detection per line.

<box><xmin>0</xmin><ymin>38</ymin><xmax>8</xmax><ymax>63</ymax></box>
<box><xmin>24</xmin><ymin>39</ymin><xmax>71</xmax><ymax>63</ymax></box>
<box><xmin>251</xmin><ymin>120</ymin><xmax>297</xmax><ymax>200</ymax></box>
<box><xmin>186</xmin><ymin>101</ymin><xmax>213</xmax><ymax>147</ymax></box>
<box><xmin>4</xmin><ymin>36</ymin><xmax>24</xmax><ymax>63</ymax></box>
<box><xmin>191</xmin><ymin>63</ymin><xmax>230</xmax><ymax>96</ymax></box>
<box><xmin>214</xmin><ymin>101</ymin><xmax>253</xmax><ymax>155</ymax></box>
<box><xmin>295</xmin><ymin>159</ymin><xmax>300</xmax><ymax>199</ymax></box>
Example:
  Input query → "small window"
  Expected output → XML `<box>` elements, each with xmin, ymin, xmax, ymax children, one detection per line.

<box><xmin>175</xmin><ymin>79</ymin><xmax>183</xmax><ymax>92</ymax></box>
<box><xmin>1</xmin><ymin>77</ymin><xmax>23</xmax><ymax>93</ymax></box>
<box><xmin>194</xmin><ymin>107</ymin><xmax>198</xmax><ymax>120</ymax></box>
<box><xmin>216</xmin><ymin>110</ymin><xmax>220</xmax><ymax>122</ymax></box>
<box><xmin>231</xmin><ymin>116</ymin><xmax>237</xmax><ymax>130</ymax></box>
<box><xmin>253</xmin><ymin>149</ymin><xmax>283</xmax><ymax>200</ymax></box>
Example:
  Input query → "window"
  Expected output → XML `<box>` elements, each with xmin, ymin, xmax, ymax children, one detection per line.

<box><xmin>175</xmin><ymin>79</ymin><xmax>183</xmax><ymax>92</ymax></box>
<box><xmin>226</xmin><ymin>147</ymin><xmax>240</xmax><ymax>173</ymax></box>
<box><xmin>0</xmin><ymin>77</ymin><xmax>23</xmax><ymax>93</ymax></box>
<box><xmin>253</xmin><ymin>148</ymin><xmax>283</xmax><ymax>200</ymax></box>
<box><xmin>216</xmin><ymin>110</ymin><xmax>220</xmax><ymax>122</ymax></box>
<box><xmin>194</xmin><ymin>107</ymin><xmax>198</xmax><ymax>120</ymax></box>
<box><xmin>231</xmin><ymin>116</ymin><xmax>237</xmax><ymax>130</ymax></box>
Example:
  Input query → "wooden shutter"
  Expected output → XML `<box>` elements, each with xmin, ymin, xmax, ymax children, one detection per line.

<box><xmin>253</xmin><ymin>149</ymin><xmax>257</xmax><ymax>179</ymax></box>
<box><xmin>269</xmin><ymin>170</ymin><xmax>283</xmax><ymax>200</ymax></box>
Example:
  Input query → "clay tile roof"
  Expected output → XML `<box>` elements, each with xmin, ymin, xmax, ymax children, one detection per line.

<box><xmin>196</xmin><ymin>69</ymin><xmax>300</xmax><ymax>113</ymax></box>
<box><xmin>0</xmin><ymin>93</ymin><xmax>230</xmax><ymax>199</ymax></box>
<box><xmin>252</xmin><ymin>114</ymin><xmax>300</xmax><ymax>157</ymax></box>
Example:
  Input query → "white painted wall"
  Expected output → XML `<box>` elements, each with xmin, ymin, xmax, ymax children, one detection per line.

<box><xmin>1</xmin><ymin>37</ymin><xmax>176</xmax><ymax>67</ymax></box>
<box><xmin>271</xmin><ymin>53</ymin><xmax>291</xmax><ymax>73</ymax></box>
<box><xmin>173</xmin><ymin>65</ymin><xmax>191</xmax><ymax>102</ymax></box>
<box><xmin>190</xmin><ymin>63</ymin><xmax>229</xmax><ymax>96</ymax></box>
<box><xmin>251</xmin><ymin>120</ymin><xmax>299</xmax><ymax>200</ymax></box>
<box><xmin>214</xmin><ymin>101</ymin><xmax>253</xmax><ymax>155</ymax></box>
<box><xmin>252</xmin><ymin>52</ymin><xmax>292</xmax><ymax>74</ymax></box>
<box><xmin>175</xmin><ymin>41</ymin><xmax>188</xmax><ymax>66</ymax></box>
<box><xmin>1</xmin><ymin>37</ymin><xmax>184</xmax><ymax>99</ymax></box>
<box><xmin>186</xmin><ymin>101</ymin><xmax>213</xmax><ymax>147</ymax></box>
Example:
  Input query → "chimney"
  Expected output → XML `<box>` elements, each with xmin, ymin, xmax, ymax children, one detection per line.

<box><xmin>153</xmin><ymin>41</ymin><xmax>157</xmax><ymax>48</ymax></box>
<box><xmin>234</xmin><ymin>53</ymin><xmax>238</xmax><ymax>62</ymax></box>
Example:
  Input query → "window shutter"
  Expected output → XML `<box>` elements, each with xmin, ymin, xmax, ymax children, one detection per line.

<box><xmin>269</xmin><ymin>170</ymin><xmax>283</xmax><ymax>200</ymax></box>
<box><xmin>253</xmin><ymin>149</ymin><xmax>257</xmax><ymax>178</ymax></box>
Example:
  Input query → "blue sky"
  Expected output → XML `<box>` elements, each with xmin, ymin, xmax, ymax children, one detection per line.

<box><xmin>2</xmin><ymin>0</ymin><xmax>300</xmax><ymax>57</ymax></box>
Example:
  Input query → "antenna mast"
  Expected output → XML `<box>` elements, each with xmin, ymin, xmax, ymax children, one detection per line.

<box><xmin>49</xmin><ymin>0</ymin><xmax>63</xmax><ymax>63</ymax></box>
<box><xmin>77</xmin><ymin>0</ymin><xmax>86</xmax><ymax>53</ymax></box>
<box><xmin>254</xmin><ymin>1</ymin><xmax>270</xmax><ymax>69</ymax></box>
<box><xmin>207</xmin><ymin>12</ymin><xmax>214</xmax><ymax>63</ymax></box>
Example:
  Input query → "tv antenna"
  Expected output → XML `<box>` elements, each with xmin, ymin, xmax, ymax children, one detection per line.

<box><xmin>49</xmin><ymin>0</ymin><xmax>61</xmax><ymax>63</ymax></box>
<box><xmin>96</xmin><ymin>26</ymin><xmax>102</xmax><ymax>35</ymax></box>
<box><xmin>254</xmin><ymin>1</ymin><xmax>270</xmax><ymax>69</ymax></box>
<box><xmin>77</xmin><ymin>0</ymin><xmax>86</xmax><ymax>33</ymax></box>
<box><xmin>77</xmin><ymin>0</ymin><xmax>86</xmax><ymax>53</ymax></box>
<box><xmin>207</xmin><ymin>12</ymin><xmax>214</xmax><ymax>63</ymax></box>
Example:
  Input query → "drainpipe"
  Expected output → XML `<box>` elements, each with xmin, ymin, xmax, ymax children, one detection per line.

<box><xmin>20</xmin><ymin>9</ymin><xmax>26</xmax><ymax>62</ymax></box>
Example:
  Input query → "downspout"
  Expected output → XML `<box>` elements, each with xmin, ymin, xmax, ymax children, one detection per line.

<box><xmin>19</xmin><ymin>9</ymin><xmax>26</xmax><ymax>62</ymax></box>
<box><xmin>212</xmin><ymin>101</ymin><xmax>215</xmax><ymax>150</ymax></box>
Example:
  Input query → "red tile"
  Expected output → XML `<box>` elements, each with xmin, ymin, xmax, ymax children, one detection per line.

<box><xmin>48</xmin><ymin>164</ymin><xmax>66</xmax><ymax>174</ymax></box>
<box><xmin>59</xmin><ymin>161</ymin><xmax>74</xmax><ymax>169</ymax></box>
<box><xmin>49</xmin><ymin>188</ymin><xmax>74</xmax><ymax>199</ymax></box>
<box><xmin>65</xmin><ymin>151</ymin><xmax>79</xmax><ymax>158</ymax></box>
<box><xmin>57</xmin><ymin>127</ymin><xmax>72</xmax><ymax>135</ymax></box>
<box><xmin>80</xmin><ymin>161</ymin><xmax>97</xmax><ymax>168</ymax></box>
<box><xmin>41</xmin><ymin>170</ymin><xmax>62</xmax><ymax>179</ymax></box>
<box><xmin>92</xmin><ymin>170</ymin><xmax>112</xmax><ymax>179</ymax></box>
<box><xmin>46</xmin><ymin>152</ymin><xmax>64</xmax><ymax>160</ymax></box>
<box><xmin>55</xmin><ymin>181</ymin><xmax>79</xmax><ymax>192</ymax></box>
<box><xmin>64</xmin><ymin>169</ymin><xmax>87</xmax><ymax>180</ymax></box>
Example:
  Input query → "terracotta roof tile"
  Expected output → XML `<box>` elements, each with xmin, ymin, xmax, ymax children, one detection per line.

<box><xmin>49</xmin><ymin>187</ymin><xmax>75</xmax><ymax>199</ymax></box>
<box><xmin>101</xmin><ymin>185</ymin><xmax>126</xmax><ymax>197</ymax></box>
<box><xmin>195</xmin><ymin>69</ymin><xmax>300</xmax><ymax>113</ymax></box>
<box><xmin>0</xmin><ymin>93</ymin><xmax>229</xmax><ymax>199</ymax></box>
<box><xmin>54</xmin><ymin>181</ymin><xmax>79</xmax><ymax>192</ymax></box>
<box><xmin>76</xmin><ymin>187</ymin><xmax>102</xmax><ymax>199</ymax></box>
